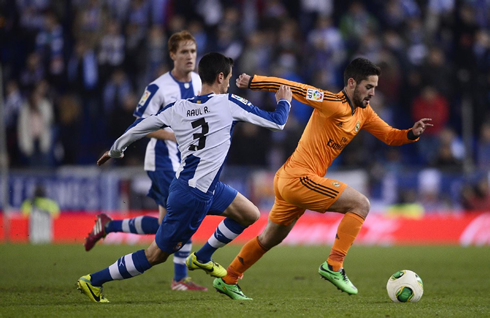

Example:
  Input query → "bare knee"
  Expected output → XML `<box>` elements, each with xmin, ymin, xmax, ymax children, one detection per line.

<box><xmin>145</xmin><ymin>241</ymin><xmax>169</xmax><ymax>265</ymax></box>
<box><xmin>353</xmin><ymin>194</ymin><xmax>370</xmax><ymax>218</ymax></box>
<box><xmin>258</xmin><ymin>220</ymin><xmax>295</xmax><ymax>249</ymax></box>
<box><xmin>241</xmin><ymin>205</ymin><xmax>260</xmax><ymax>227</ymax></box>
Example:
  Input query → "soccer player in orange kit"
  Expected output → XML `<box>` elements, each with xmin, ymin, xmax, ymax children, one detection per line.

<box><xmin>211</xmin><ymin>57</ymin><xmax>432</xmax><ymax>299</ymax></box>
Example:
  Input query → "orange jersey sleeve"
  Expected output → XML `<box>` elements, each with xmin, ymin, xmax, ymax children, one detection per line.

<box><xmin>249</xmin><ymin>75</ymin><xmax>418</xmax><ymax>177</ymax></box>
<box><xmin>362</xmin><ymin>106</ymin><xmax>419</xmax><ymax>146</ymax></box>
<box><xmin>250</xmin><ymin>75</ymin><xmax>344</xmax><ymax>117</ymax></box>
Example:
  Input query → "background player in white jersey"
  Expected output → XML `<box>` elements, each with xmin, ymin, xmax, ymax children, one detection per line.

<box><xmin>77</xmin><ymin>52</ymin><xmax>292</xmax><ymax>303</ymax></box>
<box><xmin>83</xmin><ymin>31</ymin><xmax>206</xmax><ymax>291</ymax></box>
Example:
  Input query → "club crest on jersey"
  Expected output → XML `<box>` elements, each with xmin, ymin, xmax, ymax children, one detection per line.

<box><xmin>354</xmin><ymin>121</ymin><xmax>361</xmax><ymax>132</ymax></box>
<box><xmin>332</xmin><ymin>182</ymin><xmax>341</xmax><ymax>187</ymax></box>
<box><xmin>231</xmin><ymin>94</ymin><xmax>250</xmax><ymax>105</ymax></box>
<box><xmin>306</xmin><ymin>88</ymin><xmax>324</xmax><ymax>102</ymax></box>
<box><xmin>138</xmin><ymin>89</ymin><xmax>151</xmax><ymax>106</ymax></box>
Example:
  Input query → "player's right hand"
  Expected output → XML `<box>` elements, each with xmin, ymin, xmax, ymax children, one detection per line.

<box><xmin>236</xmin><ymin>73</ymin><xmax>251</xmax><ymax>89</ymax></box>
<box><xmin>97</xmin><ymin>151</ymin><xmax>114</xmax><ymax>166</ymax></box>
<box><xmin>275</xmin><ymin>85</ymin><xmax>292</xmax><ymax>103</ymax></box>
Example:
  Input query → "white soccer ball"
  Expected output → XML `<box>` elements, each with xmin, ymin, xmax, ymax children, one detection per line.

<box><xmin>386</xmin><ymin>270</ymin><xmax>424</xmax><ymax>302</ymax></box>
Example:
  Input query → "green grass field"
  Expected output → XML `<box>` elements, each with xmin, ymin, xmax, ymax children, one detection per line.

<box><xmin>1</xmin><ymin>244</ymin><xmax>489</xmax><ymax>317</ymax></box>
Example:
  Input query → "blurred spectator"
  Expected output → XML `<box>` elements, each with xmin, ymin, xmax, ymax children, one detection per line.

<box><xmin>17</xmin><ymin>81</ymin><xmax>55</xmax><ymax>167</ymax></box>
<box><xmin>239</xmin><ymin>31</ymin><xmax>271</xmax><ymax>75</ymax></box>
<box><xmin>411</xmin><ymin>86</ymin><xmax>449</xmax><ymax>164</ymax></box>
<box><xmin>420</xmin><ymin>47</ymin><xmax>453</xmax><ymax>98</ymax></box>
<box><xmin>124</xmin><ymin>22</ymin><xmax>147</xmax><ymax>89</ymax></box>
<box><xmin>196</xmin><ymin>0</ymin><xmax>223</xmax><ymax>27</ymax></box>
<box><xmin>461</xmin><ymin>177</ymin><xmax>490</xmax><ymax>211</ymax></box>
<box><xmin>387</xmin><ymin>189</ymin><xmax>424</xmax><ymax>219</ymax></box>
<box><xmin>227</xmin><ymin>123</ymin><xmax>270</xmax><ymax>167</ymax></box>
<box><xmin>339</xmin><ymin>2</ymin><xmax>378</xmax><ymax>53</ymax></box>
<box><xmin>19</xmin><ymin>52</ymin><xmax>45</xmax><ymax>94</ymax></box>
<box><xmin>21</xmin><ymin>184</ymin><xmax>60</xmax><ymax>244</ymax></box>
<box><xmin>188</xmin><ymin>21</ymin><xmax>208</xmax><ymax>60</ymax></box>
<box><xmin>67</xmin><ymin>39</ymin><xmax>101</xmax><ymax>163</ymax></box>
<box><xmin>35</xmin><ymin>11</ymin><xmax>64</xmax><ymax>86</ymax></box>
<box><xmin>432</xmin><ymin>143</ymin><xmax>463</xmax><ymax>171</ymax></box>
<box><xmin>477</xmin><ymin>122</ymin><xmax>490</xmax><ymax>169</ymax></box>
<box><xmin>17</xmin><ymin>0</ymin><xmax>50</xmax><ymax>47</ymax></box>
<box><xmin>98</xmin><ymin>20</ymin><xmax>125</xmax><ymax>83</ymax></box>
<box><xmin>431</xmin><ymin>127</ymin><xmax>465</xmax><ymax>171</ymax></box>
<box><xmin>108</xmin><ymin>92</ymin><xmax>138</xmax><ymax>140</ymax></box>
<box><xmin>381</xmin><ymin>0</ymin><xmax>420</xmax><ymax>31</ymax></box>
<box><xmin>307</xmin><ymin>16</ymin><xmax>345</xmax><ymax>87</ymax></box>
<box><xmin>4</xmin><ymin>80</ymin><xmax>23</xmax><ymax>129</ymax></box>
<box><xmin>418</xmin><ymin>169</ymin><xmax>451</xmax><ymax>212</ymax></box>
<box><xmin>146</xmin><ymin>25</ymin><xmax>167</xmax><ymax>77</ymax></box>
<box><xmin>102</xmin><ymin>69</ymin><xmax>132</xmax><ymax>115</ymax></box>
<box><xmin>4</xmin><ymin>80</ymin><xmax>23</xmax><ymax>166</ymax></box>
<box><xmin>404</xmin><ymin>17</ymin><xmax>428</xmax><ymax>66</ymax></box>
<box><xmin>56</xmin><ymin>94</ymin><xmax>82</xmax><ymax>165</ymax></box>
<box><xmin>73</xmin><ymin>0</ymin><xmax>109</xmax><ymax>48</ymax></box>
<box><xmin>107</xmin><ymin>92</ymin><xmax>146</xmax><ymax>166</ymax></box>
<box><xmin>105</xmin><ymin>0</ymin><xmax>131</xmax><ymax>23</ymax></box>
<box><xmin>67</xmin><ymin>40</ymin><xmax>99</xmax><ymax>95</ymax></box>
<box><xmin>2</xmin><ymin>0</ymin><xmax>490</xmax><ymax>185</ymax></box>
<box><xmin>299</xmin><ymin>0</ymin><xmax>333</xmax><ymax>34</ymax></box>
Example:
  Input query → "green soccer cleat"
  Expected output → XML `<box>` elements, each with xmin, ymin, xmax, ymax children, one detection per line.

<box><xmin>318</xmin><ymin>262</ymin><xmax>358</xmax><ymax>295</ymax></box>
<box><xmin>213</xmin><ymin>278</ymin><xmax>252</xmax><ymax>300</ymax></box>
<box><xmin>77</xmin><ymin>275</ymin><xmax>110</xmax><ymax>303</ymax></box>
<box><xmin>186</xmin><ymin>252</ymin><xmax>227</xmax><ymax>278</ymax></box>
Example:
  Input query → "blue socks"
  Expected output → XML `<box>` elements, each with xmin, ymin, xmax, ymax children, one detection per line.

<box><xmin>173</xmin><ymin>241</ymin><xmax>192</xmax><ymax>281</ymax></box>
<box><xmin>105</xmin><ymin>216</ymin><xmax>159</xmax><ymax>234</ymax></box>
<box><xmin>90</xmin><ymin>249</ymin><xmax>152</xmax><ymax>286</ymax></box>
<box><xmin>195</xmin><ymin>218</ymin><xmax>247</xmax><ymax>263</ymax></box>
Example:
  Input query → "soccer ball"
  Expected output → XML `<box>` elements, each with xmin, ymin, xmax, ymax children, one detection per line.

<box><xmin>386</xmin><ymin>270</ymin><xmax>424</xmax><ymax>302</ymax></box>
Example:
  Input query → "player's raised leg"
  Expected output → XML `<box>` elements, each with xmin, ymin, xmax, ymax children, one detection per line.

<box><xmin>187</xmin><ymin>184</ymin><xmax>260</xmax><ymax>278</ymax></box>
<box><xmin>84</xmin><ymin>213</ymin><xmax>159</xmax><ymax>251</ymax></box>
<box><xmin>216</xmin><ymin>218</ymin><xmax>296</xmax><ymax>300</ymax></box>
<box><xmin>78</xmin><ymin>240</ymin><xmax>164</xmax><ymax>303</ymax></box>
<box><xmin>318</xmin><ymin>186</ymin><xmax>370</xmax><ymax>295</ymax></box>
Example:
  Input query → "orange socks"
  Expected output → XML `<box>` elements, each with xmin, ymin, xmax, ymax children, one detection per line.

<box><xmin>327</xmin><ymin>212</ymin><xmax>365</xmax><ymax>271</ymax></box>
<box><xmin>223</xmin><ymin>236</ymin><xmax>268</xmax><ymax>285</ymax></box>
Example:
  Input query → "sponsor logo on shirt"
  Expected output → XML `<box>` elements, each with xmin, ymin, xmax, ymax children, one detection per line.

<box><xmin>306</xmin><ymin>88</ymin><xmax>324</xmax><ymax>102</ymax></box>
<box><xmin>231</xmin><ymin>94</ymin><xmax>250</xmax><ymax>105</ymax></box>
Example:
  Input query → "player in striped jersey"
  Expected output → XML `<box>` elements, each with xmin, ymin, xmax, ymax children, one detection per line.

<box><xmin>83</xmin><ymin>30</ymin><xmax>206</xmax><ymax>291</ymax></box>
<box><xmin>76</xmin><ymin>52</ymin><xmax>292</xmax><ymax>303</ymax></box>
<box><xmin>214</xmin><ymin>58</ymin><xmax>433</xmax><ymax>299</ymax></box>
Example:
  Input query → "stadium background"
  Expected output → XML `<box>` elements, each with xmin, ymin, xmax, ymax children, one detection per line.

<box><xmin>0</xmin><ymin>0</ymin><xmax>489</xmax><ymax>245</ymax></box>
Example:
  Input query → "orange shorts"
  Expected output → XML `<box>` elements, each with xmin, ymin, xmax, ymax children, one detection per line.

<box><xmin>269</xmin><ymin>171</ymin><xmax>348</xmax><ymax>226</ymax></box>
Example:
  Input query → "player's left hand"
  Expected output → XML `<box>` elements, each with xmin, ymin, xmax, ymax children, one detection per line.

<box><xmin>236</xmin><ymin>73</ymin><xmax>251</xmax><ymax>89</ymax></box>
<box><xmin>412</xmin><ymin>118</ymin><xmax>433</xmax><ymax>136</ymax></box>
<box><xmin>97</xmin><ymin>151</ymin><xmax>114</xmax><ymax>166</ymax></box>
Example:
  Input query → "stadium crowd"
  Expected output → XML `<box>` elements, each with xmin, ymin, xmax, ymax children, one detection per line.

<box><xmin>2</xmin><ymin>0</ymin><xmax>490</xmax><ymax>211</ymax></box>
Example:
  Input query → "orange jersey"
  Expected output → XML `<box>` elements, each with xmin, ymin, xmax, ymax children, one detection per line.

<box><xmin>250</xmin><ymin>75</ymin><xmax>418</xmax><ymax>177</ymax></box>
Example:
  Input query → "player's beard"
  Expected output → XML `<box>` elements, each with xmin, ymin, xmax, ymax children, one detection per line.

<box><xmin>352</xmin><ymin>86</ymin><xmax>368</xmax><ymax>109</ymax></box>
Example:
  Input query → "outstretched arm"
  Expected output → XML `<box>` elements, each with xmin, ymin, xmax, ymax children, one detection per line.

<box><xmin>229</xmin><ymin>85</ymin><xmax>292</xmax><ymax>131</ymax></box>
<box><xmin>97</xmin><ymin>115</ymin><xmax>167</xmax><ymax>166</ymax></box>
<box><xmin>146</xmin><ymin>129</ymin><xmax>177</xmax><ymax>143</ymax></box>
<box><xmin>236</xmin><ymin>73</ymin><xmax>341</xmax><ymax>115</ymax></box>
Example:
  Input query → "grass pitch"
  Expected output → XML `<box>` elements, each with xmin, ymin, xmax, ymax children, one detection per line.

<box><xmin>1</xmin><ymin>243</ymin><xmax>489</xmax><ymax>317</ymax></box>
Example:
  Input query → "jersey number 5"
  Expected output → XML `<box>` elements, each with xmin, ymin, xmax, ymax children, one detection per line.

<box><xmin>189</xmin><ymin>118</ymin><xmax>209</xmax><ymax>151</ymax></box>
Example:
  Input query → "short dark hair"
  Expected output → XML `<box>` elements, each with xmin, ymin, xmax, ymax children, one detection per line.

<box><xmin>343</xmin><ymin>58</ymin><xmax>381</xmax><ymax>86</ymax></box>
<box><xmin>198</xmin><ymin>52</ymin><xmax>234</xmax><ymax>85</ymax></box>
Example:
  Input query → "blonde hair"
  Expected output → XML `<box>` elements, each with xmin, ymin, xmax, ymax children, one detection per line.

<box><xmin>168</xmin><ymin>30</ymin><xmax>196</xmax><ymax>53</ymax></box>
